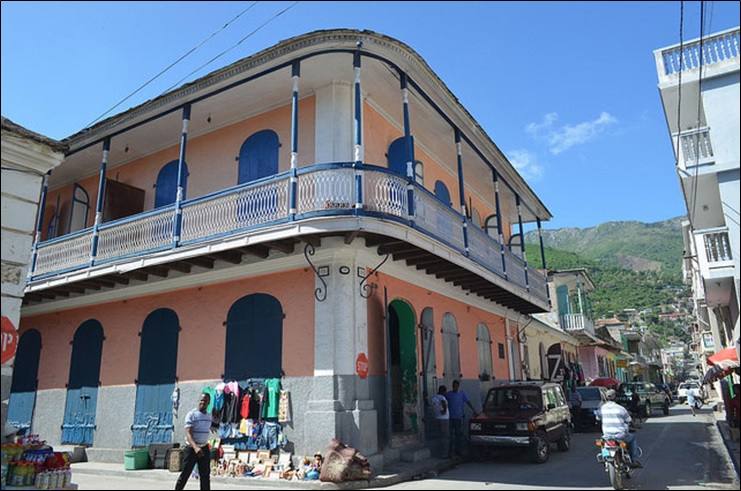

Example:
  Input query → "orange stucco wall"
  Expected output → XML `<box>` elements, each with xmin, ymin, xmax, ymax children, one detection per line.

<box><xmin>20</xmin><ymin>268</ymin><xmax>315</xmax><ymax>390</ymax></box>
<box><xmin>366</xmin><ymin>271</ymin><xmax>510</xmax><ymax>379</ymax></box>
<box><xmin>41</xmin><ymin>96</ymin><xmax>316</xmax><ymax>234</ymax></box>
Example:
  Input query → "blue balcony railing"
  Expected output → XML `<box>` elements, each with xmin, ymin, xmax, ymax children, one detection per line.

<box><xmin>29</xmin><ymin>163</ymin><xmax>548</xmax><ymax>305</ymax></box>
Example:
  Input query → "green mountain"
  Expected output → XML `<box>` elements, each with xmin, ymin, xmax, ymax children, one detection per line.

<box><xmin>522</xmin><ymin>217</ymin><xmax>691</xmax><ymax>344</ymax></box>
<box><xmin>524</xmin><ymin>217</ymin><xmax>685</xmax><ymax>278</ymax></box>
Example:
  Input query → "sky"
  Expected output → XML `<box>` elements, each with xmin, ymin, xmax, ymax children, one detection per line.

<box><xmin>2</xmin><ymin>1</ymin><xmax>739</xmax><ymax>231</ymax></box>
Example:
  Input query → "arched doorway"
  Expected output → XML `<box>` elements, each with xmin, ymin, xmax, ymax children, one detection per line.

<box><xmin>388</xmin><ymin>299</ymin><xmax>418</xmax><ymax>433</ymax></box>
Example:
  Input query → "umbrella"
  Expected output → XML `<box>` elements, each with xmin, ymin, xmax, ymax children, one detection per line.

<box><xmin>589</xmin><ymin>377</ymin><xmax>622</xmax><ymax>387</ymax></box>
<box><xmin>707</xmin><ymin>347</ymin><xmax>739</xmax><ymax>366</ymax></box>
<box><xmin>703</xmin><ymin>347</ymin><xmax>739</xmax><ymax>384</ymax></box>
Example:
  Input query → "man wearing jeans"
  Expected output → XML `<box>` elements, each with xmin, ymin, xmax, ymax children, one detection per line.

<box><xmin>175</xmin><ymin>393</ymin><xmax>213</xmax><ymax>490</ymax></box>
<box><xmin>444</xmin><ymin>380</ymin><xmax>478</xmax><ymax>458</ymax></box>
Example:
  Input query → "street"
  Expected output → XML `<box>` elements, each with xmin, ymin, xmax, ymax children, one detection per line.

<box><xmin>68</xmin><ymin>402</ymin><xmax>738</xmax><ymax>490</ymax></box>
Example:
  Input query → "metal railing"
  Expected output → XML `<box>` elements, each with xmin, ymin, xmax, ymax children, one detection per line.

<box><xmin>29</xmin><ymin>163</ymin><xmax>549</xmax><ymax>305</ymax></box>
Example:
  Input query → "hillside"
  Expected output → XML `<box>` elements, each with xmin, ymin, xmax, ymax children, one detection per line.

<box><xmin>522</xmin><ymin>217</ymin><xmax>691</xmax><ymax>345</ymax></box>
<box><xmin>524</xmin><ymin>217</ymin><xmax>685</xmax><ymax>278</ymax></box>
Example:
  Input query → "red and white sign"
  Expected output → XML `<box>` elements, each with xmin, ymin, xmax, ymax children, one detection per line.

<box><xmin>1</xmin><ymin>316</ymin><xmax>19</xmax><ymax>365</ymax></box>
<box><xmin>356</xmin><ymin>353</ymin><xmax>369</xmax><ymax>379</ymax></box>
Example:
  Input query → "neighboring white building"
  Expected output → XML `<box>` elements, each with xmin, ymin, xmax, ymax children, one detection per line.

<box><xmin>1</xmin><ymin>117</ymin><xmax>66</xmax><ymax>430</ymax></box>
<box><xmin>653</xmin><ymin>27</ymin><xmax>740</xmax><ymax>369</ymax></box>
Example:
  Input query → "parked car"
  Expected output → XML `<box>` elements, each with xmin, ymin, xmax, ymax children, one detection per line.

<box><xmin>615</xmin><ymin>381</ymin><xmax>671</xmax><ymax>417</ymax></box>
<box><xmin>656</xmin><ymin>383</ymin><xmax>674</xmax><ymax>400</ymax></box>
<box><xmin>468</xmin><ymin>381</ymin><xmax>571</xmax><ymax>463</ymax></box>
<box><xmin>575</xmin><ymin>386</ymin><xmax>608</xmax><ymax>430</ymax></box>
<box><xmin>677</xmin><ymin>380</ymin><xmax>707</xmax><ymax>403</ymax></box>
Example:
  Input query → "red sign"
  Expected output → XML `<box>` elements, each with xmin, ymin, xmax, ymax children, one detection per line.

<box><xmin>1</xmin><ymin>316</ymin><xmax>19</xmax><ymax>364</ymax></box>
<box><xmin>356</xmin><ymin>353</ymin><xmax>369</xmax><ymax>379</ymax></box>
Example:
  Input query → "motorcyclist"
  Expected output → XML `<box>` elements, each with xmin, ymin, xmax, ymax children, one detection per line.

<box><xmin>599</xmin><ymin>389</ymin><xmax>643</xmax><ymax>468</ymax></box>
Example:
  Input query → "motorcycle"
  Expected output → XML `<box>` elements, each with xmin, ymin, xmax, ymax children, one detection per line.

<box><xmin>595</xmin><ymin>433</ymin><xmax>642</xmax><ymax>490</ymax></box>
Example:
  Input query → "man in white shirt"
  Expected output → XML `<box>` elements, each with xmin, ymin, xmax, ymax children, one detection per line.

<box><xmin>599</xmin><ymin>389</ymin><xmax>643</xmax><ymax>468</ymax></box>
<box><xmin>430</xmin><ymin>385</ymin><xmax>449</xmax><ymax>458</ymax></box>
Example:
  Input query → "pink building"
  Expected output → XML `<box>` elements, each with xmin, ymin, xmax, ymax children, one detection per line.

<box><xmin>11</xmin><ymin>29</ymin><xmax>552</xmax><ymax>468</ymax></box>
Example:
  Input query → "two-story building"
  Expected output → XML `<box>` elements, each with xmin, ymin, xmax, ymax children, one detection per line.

<box><xmin>8</xmin><ymin>29</ymin><xmax>553</xmax><ymax>467</ymax></box>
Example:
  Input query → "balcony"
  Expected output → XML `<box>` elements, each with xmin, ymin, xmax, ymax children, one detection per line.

<box><xmin>26</xmin><ymin>163</ymin><xmax>549</xmax><ymax>312</ymax></box>
<box><xmin>559</xmin><ymin>313</ymin><xmax>595</xmax><ymax>336</ymax></box>
<box><xmin>655</xmin><ymin>27</ymin><xmax>740</xmax><ymax>83</ymax></box>
<box><xmin>674</xmin><ymin>126</ymin><xmax>715</xmax><ymax>171</ymax></box>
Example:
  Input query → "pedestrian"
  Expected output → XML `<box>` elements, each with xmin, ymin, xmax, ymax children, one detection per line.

<box><xmin>175</xmin><ymin>393</ymin><xmax>213</xmax><ymax>490</ymax></box>
<box><xmin>568</xmin><ymin>385</ymin><xmax>583</xmax><ymax>433</ymax></box>
<box><xmin>444</xmin><ymin>379</ymin><xmax>478</xmax><ymax>458</ymax></box>
<box><xmin>687</xmin><ymin>386</ymin><xmax>698</xmax><ymax>416</ymax></box>
<box><xmin>430</xmin><ymin>385</ymin><xmax>449</xmax><ymax>458</ymax></box>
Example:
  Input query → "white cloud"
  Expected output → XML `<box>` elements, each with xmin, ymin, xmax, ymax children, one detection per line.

<box><xmin>508</xmin><ymin>149</ymin><xmax>544</xmax><ymax>181</ymax></box>
<box><xmin>526</xmin><ymin>111</ymin><xmax>617</xmax><ymax>154</ymax></box>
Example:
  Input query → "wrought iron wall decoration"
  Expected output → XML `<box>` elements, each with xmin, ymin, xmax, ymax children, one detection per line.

<box><xmin>304</xmin><ymin>242</ymin><xmax>328</xmax><ymax>301</ymax></box>
<box><xmin>359</xmin><ymin>245</ymin><xmax>389</xmax><ymax>298</ymax></box>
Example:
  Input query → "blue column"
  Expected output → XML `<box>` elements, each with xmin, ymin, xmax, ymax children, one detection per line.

<box><xmin>173</xmin><ymin>104</ymin><xmax>191</xmax><ymax>248</ymax></box>
<box><xmin>516</xmin><ymin>194</ymin><xmax>529</xmax><ymax>291</ymax></box>
<box><xmin>29</xmin><ymin>171</ymin><xmax>50</xmax><ymax>279</ymax></box>
<box><xmin>493</xmin><ymin>169</ymin><xmax>507</xmax><ymax>278</ymax></box>
<box><xmin>537</xmin><ymin>217</ymin><xmax>551</xmax><ymax>306</ymax></box>
<box><xmin>455</xmin><ymin>129</ymin><xmax>469</xmax><ymax>255</ymax></box>
<box><xmin>353</xmin><ymin>49</ymin><xmax>364</xmax><ymax>212</ymax></box>
<box><xmin>90</xmin><ymin>137</ymin><xmax>110</xmax><ymax>266</ymax></box>
<box><xmin>289</xmin><ymin>61</ymin><xmax>300</xmax><ymax>221</ymax></box>
<box><xmin>401</xmin><ymin>72</ymin><xmax>415</xmax><ymax>220</ymax></box>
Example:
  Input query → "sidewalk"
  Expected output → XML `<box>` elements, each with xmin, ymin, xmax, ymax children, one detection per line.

<box><xmin>69</xmin><ymin>401</ymin><xmax>740</xmax><ymax>489</ymax></box>
<box><xmin>712</xmin><ymin>401</ymin><xmax>740</xmax><ymax>478</ymax></box>
<box><xmin>70</xmin><ymin>454</ymin><xmax>467</xmax><ymax>489</ymax></box>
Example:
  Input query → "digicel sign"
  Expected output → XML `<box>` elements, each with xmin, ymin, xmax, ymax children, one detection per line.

<box><xmin>1</xmin><ymin>316</ymin><xmax>19</xmax><ymax>364</ymax></box>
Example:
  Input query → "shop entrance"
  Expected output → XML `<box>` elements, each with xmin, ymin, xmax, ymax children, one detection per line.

<box><xmin>388</xmin><ymin>299</ymin><xmax>418</xmax><ymax>434</ymax></box>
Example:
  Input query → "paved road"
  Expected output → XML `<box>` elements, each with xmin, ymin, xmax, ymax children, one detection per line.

<box><xmin>69</xmin><ymin>402</ymin><xmax>738</xmax><ymax>490</ymax></box>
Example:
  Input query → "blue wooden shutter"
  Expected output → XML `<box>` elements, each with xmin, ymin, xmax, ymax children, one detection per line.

<box><xmin>62</xmin><ymin>320</ymin><xmax>104</xmax><ymax>445</ymax></box>
<box><xmin>224</xmin><ymin>294</ymin><xmax>283</xmax><ymax>381</ymax></box>
<box><xmin>132</xmin><ymin>309</ymin><xmax>180</xmax><ymax>446</ymax></box>
<box><xmin>238</xmin><ymin>130</ymin><xmax>279</xmax><ymax>184</ymax></box>
<box><xmin>7</xmin><ymin>330</ymin><xmax>42</xmax><ymax>434</ymax></box>
<box><xmin>387</xmin><ymin>137</ymin><xmax>412</xmax><ymax>176</ymax></box>
<box><xmin>155</xmin><ymin>160</ymin><xmax>188</xmax><ymax>208</ymax></box>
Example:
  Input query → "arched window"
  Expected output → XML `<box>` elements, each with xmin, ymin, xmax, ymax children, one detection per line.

<box><xmin>476</xmin><ymin>323</ymin><xmax>493</xmax><ymax>380</ymax></box>
<box><xmin>67</xmin><ymin>183</ymin><xmax>89</xmax><ymax>234</ymax></box>
<box><xmin>155</xmin><ymin>160</ymin><xmax>188</xmax><ymax>208</ymax></box>
<box><xmin>471</xmin><ymin>208</ymin><xmax>481</xmax><ymax>229</ymax></box>
<box><xmin>414</xmin><ymin>161</ymin><xmax>424</xmax><ymax>185</ymax></box>
<box><xmin>441</xmin><ymin>313</ymin><xmax>461</xmax><ymax>384</ymax></box>
<box><xmin>238</xmin><ymin>130</ymin><xmax>280</xmax><ymax>184</ymax></box>
<box><xmin>484</xmin><ymin>214</ymin><xmax>499</xmax><ymax>240</ymax></box>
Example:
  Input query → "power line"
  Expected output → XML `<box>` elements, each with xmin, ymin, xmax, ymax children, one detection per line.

<box><xmin>161</xmin><ymin>1</ymin><xmax>300</xmax><ymax>94</ymax></box>
<box><xmin>84</xmin><ymin>1</ymin><xmax>261</xmax><ymax>129</ymax></box>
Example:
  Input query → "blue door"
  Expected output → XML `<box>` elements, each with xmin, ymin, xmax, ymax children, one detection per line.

<box><xmin>238</xmin><ymin>130</ymin><xmax>279</xmax><ymax>184</ymax></box>
<box><xmin>7</xmin><ymin>330</ymin><xmax>42</xmax><ymax>435</ymax></box>
<box><xmin>132</xmin><ymin>309</ymin><xmax>180</xmax><ymax>447</ymax></box>
<box><xmin>224</xmin><ymin>294</ymin><xmax>283</xmax><ymax>381</ymax></box>
<box><xmin>155</xmin><ymin>160</ymin><xmax>188</xmax><ymax>208</ymax></box>
<box><xmin>61</xmin><ymin>320</ymin><xmax>104</xmax><ymax>445</ymax></box>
